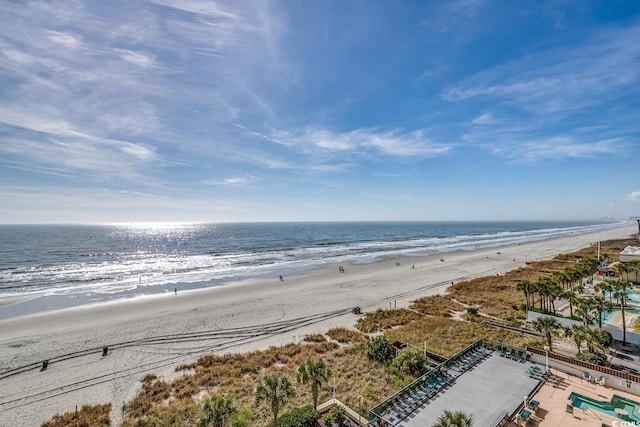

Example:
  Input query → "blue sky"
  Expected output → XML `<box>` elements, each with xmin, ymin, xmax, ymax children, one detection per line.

<box><xmin>1</xmin><ymin>0</ymin><xmax>639</xmax><ymax>223</ymax></box>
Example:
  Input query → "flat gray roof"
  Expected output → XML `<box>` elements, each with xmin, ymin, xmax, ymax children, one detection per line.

<box><xmin>399</xmin><ymin>353</ymin><xmax>541</xmax><ymax>427</ymax></box>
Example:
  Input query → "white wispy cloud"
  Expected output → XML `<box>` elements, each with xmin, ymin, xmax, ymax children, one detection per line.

<box><xmin>266</xmin><ymin>127</ymin><xmax>453</xmax><ymax>157</ymax></box>
<box><xmin>206</xmin><ymin>176</ymin><xmax>255</xmax><ymax>186</ymax></box>
<box><xmin>444</xmin><ymin>24</ymin><xmax>640</xmax><ymax>115</ymax></box>
<box><xmin>484</xmin><ymin>136</ymin><xmax>623</xmax><ymax>162</ymax></box>
<box><xmin>471</xmin><ymin>112</ymin><xmax>495</xmax><ymax>125</ymax></box>
<box><xmin>627</xmin><ymin>192</ymin><xmax>640</xmax><ymax>203</ymax></box>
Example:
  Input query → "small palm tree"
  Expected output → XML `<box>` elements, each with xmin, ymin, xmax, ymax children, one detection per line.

<box><xmin>516</xmin><ymin>280</ymin><xmax>532</xmax><ymax>311</ymax></box>
<box><xmin>255</xmin><ymin>374</ymin><xmax>295</xmax><ymax>427</ymax></box>
<box><xmin>297</xmin><ymin>359</ymin><xmax>331</xmax><ymax>409</ymax></box>
<box><xmin>571</xmin><ymin>325</ymin><xmax>587</xmax><ymax>354</ymax></box>
<box><xmin>199</xmin><ymin>395</ymin><xmax>236</xmax><ymax>427</ymax></box>
<box><xmin>532</xmin><ymin>316</ymin><xmax>561</xmax><ymax>350</ymax></box>
<box><xmin>613</xmin><ymin>280</ymin><xmax>632</xmax><ymax>345</ymax></box>
<box><xmin>432</xmin><ymin>409</ymin><xmax>473</xmax><ymax>427</ymax></box>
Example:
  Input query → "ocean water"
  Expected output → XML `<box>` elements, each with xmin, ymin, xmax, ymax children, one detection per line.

<box><xmin>0</xmin><ymin>221</ymin><xmax>628</xmax><ymax>317</ymax></box>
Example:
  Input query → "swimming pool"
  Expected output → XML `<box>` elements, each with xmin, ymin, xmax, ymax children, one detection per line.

<box><xmin>600</xmin><ymin>306</ymin><xmax>640</xmax><ymax>324</ymax></box>
<box><xmin>569</xmin><ymin>392</ymin><xmax>640</xmax><ymax>422</ymax></box>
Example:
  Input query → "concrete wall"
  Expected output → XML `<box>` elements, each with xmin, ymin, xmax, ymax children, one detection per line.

<box><xmin>604</xmin><ymin>325</ymin><xmax>640</xmax><ymax>346</ymax></box>
<box><xmin>527</xmin><ymin>311</ymin><xmax>582</xmax><ymax>328</ymax></box>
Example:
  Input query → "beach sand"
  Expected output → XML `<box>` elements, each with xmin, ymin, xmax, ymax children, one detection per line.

<box><xmin>0</xmin><ymin>224</ymin><xmax>636</xmax><ymax>427</ymax></box>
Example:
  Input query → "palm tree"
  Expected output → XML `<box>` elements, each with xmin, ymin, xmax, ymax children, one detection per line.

<box><xmin>517</xmin><ymin>280</ymin><xmax>532</xmax><ymax>311</ymax></box>
<box><xmin>547</xmin><ymin>282</ymin><xmax>563</xmax><ymax>314</ymax></box>
<box><xmin>297</xmin><ymin>359</ymin><xmax>331</xmax><ymax>409</ymax></box>
<box><xmin>571</xmin><ymin>325</ymin><xmax>588</xmax><ymax>354</ymax></box>
<box><xmin>560</xmin><ymin>290</ymin><xmax>577</xmax><ymax>318</ymax></box>
<box><xmin>432</xmin><ymin>409</ymin><xmax>473</xmax><ymax>427</ymax></box>
<box><xmin>574</xmin><ymin>298</ymin><xmax>596</xmax><ymax>326</ymax></box>
<box><xmin>614</xmin><ymin>260</ymin><xmax>640</xmax><ymax>283</ymax></box>
<box><xmin>592</xmin><ymin>296</ymin><xmax>613</xmax><ymax>328</ymax></box>
<box><xmin>613</xmin><ymin>280</ymin><xmax>632</xmax><ymax>345</ymax></box>
<box><xmin>255</xmin><ymin>374</ymin><xmax>295</xmax><ymax>427</ymax></box>
<box><xmin>536</xmin><ymin>278</ymin><xmax>553</xmax><ymax>311</ymax></box>
<box><xmin>614</xmin><ymin>262</ymin><xmax>630</xmax><ymax>283</ymax></box>
<box><xmin>199</xmin><ymin>395</ymin><xmax>236</xmax><ymax>427</ymax></box>
<box><xmin>551</xmin><ymin>271</ymin><xmax>568</xmax><ymax>291</ymax></box>
<box><xmin>532</xmin><ymin>316</ymin><xmax>562</xmax><ymax>350</ymax></box>
<box><xmin>594</xmin><ymin>280</ymin><xmax>614</xmax><ymax>303</ymax></box>
<box><xmin>633</xmin><ymin>260</ymin><xmax>640</xmax><ymax>284</ymax></box>
<box><xmin>534</xmin><ymin>278</ymin><xmax>547</xmax><ymax>310</ymax></box>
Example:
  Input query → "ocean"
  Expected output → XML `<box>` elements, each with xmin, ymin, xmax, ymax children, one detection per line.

<box><xmin>0</xmin><ymin>221</ymin><xmax>628</xmax><ymax>318</ymax></box>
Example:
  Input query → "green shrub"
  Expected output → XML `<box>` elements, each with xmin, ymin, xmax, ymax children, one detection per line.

<box><xmin>231</xmin><ymin>407</ymin><xmax>252</xmax><ymax>427</ymax></box>
<box><xmin>268</xmin><ymin>405</ymin><xmax>319</xmax><ymax>427</ymax></box>
<box><xmin>576</xmin><ymin>351</ymin><xmax>607</xmax><ymax>365</ymax></box>
<box><xmin>322</xmin><ymin>405</ymin><xmax>346</xmax><ymax>426</ymax></box>
<box><xmin>391</xmin><ymin>348</ymin><xmax>428</xmax><ymax>377</ymax></box>
<box><xmin>466</xmin><ymin>307</ymin><xmax>478</xmax><ymax>315</ymax></box>
<box><xmin>365</xmin><ymin>336</ymin><xmax>394</xmax><ymax>363</ymax></box>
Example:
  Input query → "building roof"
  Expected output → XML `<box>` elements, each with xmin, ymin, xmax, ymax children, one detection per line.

<box><xmin>621</xmin><ymin>246</ymin><xmax>640</xmax><ymax>256</ymax></box>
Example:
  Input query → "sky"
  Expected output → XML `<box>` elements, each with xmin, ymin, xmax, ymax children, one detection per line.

<box><xmin>1</xmin><ymin>0</ymin><xmax>639</xmax><ymax>224</ymax></box>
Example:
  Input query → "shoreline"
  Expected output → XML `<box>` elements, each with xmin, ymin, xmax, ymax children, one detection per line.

<box><xmin>0</xmin><ymin>223</ymin><xmax>636</xmax><ymax>426</ymax></box>
<box><xmin>0</xmin><ymin>221</ymin><xmax>631</xmax><ymax>321</ymax></box>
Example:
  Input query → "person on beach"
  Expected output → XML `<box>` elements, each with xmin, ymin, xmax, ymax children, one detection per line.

<box><xmin>279</xmin><ymin>275</ymin><xmax>284</xmax><ymax>281</ymax></box>
<box><xmin>174</xmin><ymin>288</ymin><xmax>177</xmax><ymax>295</ymax></box>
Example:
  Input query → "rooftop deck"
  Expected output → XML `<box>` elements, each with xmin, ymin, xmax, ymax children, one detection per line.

<box><xmin>369</xmin><ymin>342</ymin><xmax>542</xmax><ymax>427</ymax></box>
<box><xmin>402</xmin><ymin>352</ymin><xmax>540</xmax><ymax>426</ymax></box>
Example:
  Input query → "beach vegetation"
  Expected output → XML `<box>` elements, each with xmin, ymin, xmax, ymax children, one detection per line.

<box><xmin>198</xmin><ymin>395</ymin><xmax>236</xmax><ymax>427</ymax></box>
<box><xmin>123</xmin><ymin>374</ymin><xmax>171</xmax><ymax>419</ymax></box>
<box><xmin>41</xmin><ymin>403</ymin><xmax>111</xmax><ymax>427</ymax></box>
<box><xmin>121</xmin><ymin>399</ymin><xmax>200</xmax><ymax>427</ymax></box>
<box><xmin>297</xmin><ymin>359</ymin><xmax>331</xmax><ymax>409</ymax></box>
<box><xmin>613</xmin><ymin>279</ymin><xmax>632</xmax><ymax>345</ymax></box>
<box><xmin>230</xmin><ymin>408</ymin><xmax>252</xmax><ymax>427</ymax></box>
<box><xmin>303</xmin><ymin>333</ymin><xmax>326</xmax><ymax>342</ymax></box>
<box><xmin>391</xmin><ymin>348</ymin><xmax>428</xmax><ymax>377</ymax></box>
<box><xmin>532</xmin><ymin>316</ymin><xmax>562</xmax><ymax>350</ymax></box>
<box><xmin>432</xmin><ymin>409</ymin><xmax>473</xmax><ymax>427</ymax></box>
<box><xmin>576</xmin><ymin>351</ymin><xmax>607</xmax><ymax>365</ymax></box>
<box><xmin>384</xmin><ymin>316</ymin><xmax>542</xmax><ymax>358</ymax></box>
<box><xmin>322</xmin><ymin>404</ymin><xmax>346</xmax><ymax>426</ymax></box>
<box><xmin>267</xmin><ymin>405</ymin><xmax>318</xmax><ymax>427</ymax></box>
<box><xmin>255</xmin><ymin>374</ymin><xmax>295</xmax><ymax>427</ymax></box>
<box><xmin>355</xmin><ymin>308</ymin><xmax>421</xmax><ymax>332</ymax></box>
<box><xmin>410</xmin><ymin>295</ymin><xmax>465</xmax><ymax>317</ymax></box>
<box><xmin>365</xmin><ymin>336</ymin><xmax>394</xmax><ymax>363</ymax></box>
<box><xmin>326</xmin><ymin>327</ymin><xmax>364</xmax><ymax>343</ymax></box>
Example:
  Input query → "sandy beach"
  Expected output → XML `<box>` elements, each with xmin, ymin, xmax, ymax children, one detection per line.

<box><xmin>0</xmin><ymin>223</ymin><xmax>636</xmax><ymax>427</ymax></box>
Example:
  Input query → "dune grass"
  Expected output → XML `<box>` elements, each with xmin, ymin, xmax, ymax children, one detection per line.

<box><xmin>355</xmin><ymin>308</ymin><xmax>421</xmax><ymax>333</ymax></box>
<box><xmin>41</xmin><ymin>403</ymin><xmax>111</xmax><ymax>427</ymax></box>
<box><xmin>410</xmin><ymin>295</ymin><xmax>465</xmax><ymax>317</ymax></box>
<box><xmin>326</xmin><ymin>327</ymin><xmax>365</xmax><ymax>343</ymax></box>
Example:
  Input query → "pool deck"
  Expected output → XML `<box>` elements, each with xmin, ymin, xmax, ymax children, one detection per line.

<box><xmin>507</xmin><ymin>368</ymin><xmax>640</xmax><ymax>427</ymax></box>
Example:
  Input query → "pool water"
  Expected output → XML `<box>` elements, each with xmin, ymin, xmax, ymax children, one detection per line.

<box><xmin>569</xmin><ymin>392</ymin><xmax>640</xmax><ymax>422</ymax></box>
<box><xmin>600</xmin><ymin>306</ymin><xmax>640</xmax><ymax>324</ymax></box>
